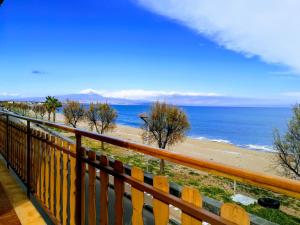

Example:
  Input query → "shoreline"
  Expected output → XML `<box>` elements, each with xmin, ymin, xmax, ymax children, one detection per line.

<box><xmin>114</xmin><ymin>123</ymin><xmax>276</xmax><ymax>153</ymax></box>
<box><xmin>56</xmin><ymin>113</ymin><xmax>281</xmax><ymax>176</ymax></box>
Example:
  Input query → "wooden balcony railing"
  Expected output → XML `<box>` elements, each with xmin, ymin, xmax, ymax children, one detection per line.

<box><xmin>0</xmin><ymin>111</ymin><xmax>299</xmax><ymax>225</ymax></box>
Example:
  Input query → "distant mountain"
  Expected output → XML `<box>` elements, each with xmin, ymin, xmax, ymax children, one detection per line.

<box><xmin>2</xmin><ymin>93</ymin><xmax>146</xmax><ymax>105</ymax></box>
<box><xmin>0</xmin><ymin>92</ymin><xmax>292</xmax><ymax>107</ymax></box>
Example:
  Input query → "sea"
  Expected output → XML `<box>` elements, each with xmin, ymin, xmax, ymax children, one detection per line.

<box><xmin>62</xmin><ymin>105</ymin><xmax>293</xmax><ymax>152</ymax></box>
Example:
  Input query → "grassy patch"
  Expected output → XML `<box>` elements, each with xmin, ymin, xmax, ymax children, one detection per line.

<box><xmin>200</xmin><ymin>186</ymin><xmax>232</xmax><ymax>202</ymax></box>
<box><xmin>244</xmin><ymin>204</ymin><xmax>300</xmax><ymax>225</ymax></box>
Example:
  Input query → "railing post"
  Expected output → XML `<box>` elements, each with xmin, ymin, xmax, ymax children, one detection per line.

<box><xmin>26</xmin><ymin>120</ymin><xmax>31</xmax><ymax>198</ymax></box>
<box><xmin>6</xmin><ymin>114</ymin><xmax>9</xmax><ymax>168</ymax></box>
<box><xmin>75</xmin><ymin>133</ymin><xmax>83</xmax><ymax>225</ymax></box>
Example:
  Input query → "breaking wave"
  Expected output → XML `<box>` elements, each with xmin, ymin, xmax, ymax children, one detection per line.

<box><xmin>244</xmin><ymin>144</ymin><xmax>276</xmax><ymax>153</ymax></box>
<box><xmin>192</xmin><ymin>136</ymin><xmax>232</xmax><ymax>144</ymax></box>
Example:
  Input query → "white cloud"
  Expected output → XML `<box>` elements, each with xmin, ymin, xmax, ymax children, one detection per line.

<box><xmin>269</xmin><ymin>70</ymin><xmax>298</xmax><ymax>75</ymax></box>
<box><xmin>282</xmin><ymin>92</ymin><xmax>300</xmax><ymax>98</ymax></box>
<box><xmin>0</xmin><ymin>92</ymin><xmax>19</xmax><ymax>97</ymax></box>
<box><xmin>79</xmin><ymin>89</ymin><xmax>221</xmax><ymax>100</ymax></box>
<box><xmin>137</xmin><ymin>0</ymin><xmax>300</xmax><ymax>73</ymax></box>
<box><xmin>79</xmin><ymin>89</ymin><xmax>104</xmax><ymax>95</ymax></box>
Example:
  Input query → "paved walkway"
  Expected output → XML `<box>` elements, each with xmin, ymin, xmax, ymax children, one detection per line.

<box><xmin>0</xmin><ymin>158</ymin><xmax>46</xmax><ymax>225</ymax></box>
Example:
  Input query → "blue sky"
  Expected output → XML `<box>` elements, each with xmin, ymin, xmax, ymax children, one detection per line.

<box><xmin>1</xmin><ymin>0</ymin><xmax>300</xmax><ymax>103</ymax></box>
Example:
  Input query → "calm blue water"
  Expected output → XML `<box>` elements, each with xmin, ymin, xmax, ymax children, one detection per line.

<box><xmin>62</xmin><ymin>105</ymin><xmax>293</xmax><ymax>151</ymax></box>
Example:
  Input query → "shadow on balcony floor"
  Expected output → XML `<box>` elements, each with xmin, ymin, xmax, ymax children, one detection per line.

<box><xmin>0</xmin><ymin>158</ymin><xmax>46</xmax><ymax>225</ymax></box>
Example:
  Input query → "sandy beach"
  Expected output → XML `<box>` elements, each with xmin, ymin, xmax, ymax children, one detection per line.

<box><xmin>56</xmin><ymin>113</ymin><xmax>281</xmax><ymax>176</ymax></box>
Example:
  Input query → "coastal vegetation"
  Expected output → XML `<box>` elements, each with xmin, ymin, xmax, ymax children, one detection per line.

<box><xmin>32</xmin><ymin>104</ymin><xmax>41</xmax><ymax>118</ymax></box>
<box><xmin>63</xmin><ymin>100</ymin><xmax>85</xmax><ymax>128</ymax></box>
<box><xmin>0</xmin><ymin>97</ymin><xmax>61</xmax><ymax>121</ymax></box>
<box><xmin>85</xmin><ymin>103</ymin><xmax>118</xmax><ymax>134</ymax></box>
<box><xmin>18</xmin><ymin>102</ymin><xmax>30</xmax><ymax>116</ymax></box>
<box><xmin>32</xmin><ymin>103</ymin><xmax>47</xmax><ymax>119</ymax></box>
<box><xmin>1</xmin><ymin>102</ymin><xmax>31</xmax><ymax>116</ymax></box>
<box><xmin>140</xmin><ymin>101</ymin><xmax>190</xmax><ymax>173</ymax></box>
<box><xmin>274</xmin><ymin>104</ymin><xmax>300</xmax><ymax>179</ymax></box>
<box><xmin>85</xmin><ymin>102</ymin><xmax>118</xmax><ymax>148</ymax></box>
<box><xmin>44</xmin><ymin>96</ymin><xmax>62</xmax><ymax>122</ymax></box>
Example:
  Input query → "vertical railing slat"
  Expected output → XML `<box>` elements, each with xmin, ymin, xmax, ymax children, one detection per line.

<box><xmin>34</xmin><ymin>130</ymin><xmax>41</xmax><ymax>194</ymax></box>
<box><xmin>18</xmin><ymin>126</ymin><xmax>21</xmax><ymax>178</ymax></box>
<box><xmin>88</xmin><ymin>150</ymin><xmax>96</xmax><ymax>225</ymax></box>
<box><xmin>36</xmin><ymin>131</ymin><xmax>42</xmax><ymax>200</ymax></box>
<box><xmin>75</xmin><ymin>134</ymin><xmax>85</xmax><ymax>225</ymax></box>
<box><xmin>55</xmin><ymin>137</ymin><xmax>62</xmax><ymax>221</ymax></box>
<box><xmin>62</xmin><ymin>141</ymin><xmax>69</xmax><ymax>225</ymax></box>
<box><xmin>69</xmin><ymin>144</ymin><xmax>76</xmax><ymax>225</ymax></box>
<box><xmin>50</xmin><ymin>136</ymin><xmax>56</xmax><ymax>214</ymax></box>
<box><xmin>34</xmin><ymin>130</ymin><xmax>38</xmax><ymax>190</ymax></box>
<box><xmin>32</xmin><ymin>128</ymin><xmax>36</xmax><ymax>191</ymax></box>
<box><xmin>34</xmin><ymin>129</ymin><xmax>39</xmax><ymax>193</ymax></box>
<box><xmin>18</xmin><ymin>125</ymin><xmax>21</xmax><ymax>177</ymax></box>
<box><xmin>36</xmin><ymin>131</ymin><xmax>41</xmax><ymax>199</ymax></box>
<box><xmin>22</xmin><ymin>126</ymin><xmax>27</xmax><ymax>181</ymax></box>
<box><xmin>20</xmin><ymin>126</ymin><xmax>23</xmax><ymax>179</ymax></box>
<box><xmin>131</xmin><ymin>167</ymin><xmax>144</xmax><ymax>225</ymax></box>
<box><xmin>26</xmin><ymin>120</ymin><xmax>31</xmax><ymax>197</ymax></box>
<box><xmin>45</xmin><ymin>134</ymin><xmax>50</xmax><ymax>208</ymax></box>
<box><xmin>220</xmin><ymin>203</ymin><xmax>250</xmax><ymax>225</ymax></box>
<box><xmin>114</xmin><ymin>160</ymin><xmax>124</xmax><ymax>225</ymax></box>
<box><xmin>100</xmin><ymin>155</ymin><xmax>109</xmax><ymax>225</ymax></box>
<box><xmin>80</xmin><ymin>148</ymin><xmax>86</xmax><ymax>225</ymax></box>
<box><xmin>17</xmin><ymin>124</ymin><xmax>20</xmax><ymax>176</ymax></box>
<box><xmin>181</xmin><ymin>187</ymin><xmax>202</xmax><ymax>225</ymax></box>
<box><xmin>30</xmin><ymin>128</ymin><xmax>34</xmax><ymax>189</ymax></box>
<box><xmin>14</xmin><ymin>126</ymin><xmax>16</xmax><ymax>170</ymax></box>
<box><xmin>153</xmin><ymin>176</ymin><xmax>169</xmax><ymax>225</ymax></box>
<box><xmin>10</xmin><ymin>121</ymin><xmax>12</xmax><ymax>168</ymax></box>
<box><xmin>10</xmin><ymin>125</ymin><xmax>13</xmax><ymax>168</ymax></box>
<box><xmin>6</xmin><ymin>115</ymin><xmax>9</xmax><ymax>168</ymax></box>
<box><xmin>41</xmin><ymin>132</ymin><xmax>46</xmax><ymax>204</ymax></box>
<box><xmin>12</xmin><ymin>125</ymin><xmax>15</xmax><ymax>169</ymax></box>
<box><xmin>15</xmin><ymin>126</ymin><xmax>17</xmax><ymax>171</ymax></box>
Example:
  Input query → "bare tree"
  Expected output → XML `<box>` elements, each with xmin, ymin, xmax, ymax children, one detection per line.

<box><xmin>38</xmin><ymin>104</ymin><xmax>46</xmax><ymax>120</ymax></box>
<box><xmin>19</xmin><ymin>102</ymin><xmax>30</xmax><ymax>116</ymax></box>
<box><xmin>274</xmin><ymin>104</ymin><xmax>300</xmax><ymax>179</ymax></box>
<box><xmin>85</xmin><ymin>103</ymin><xmax>118</xmax><ymax>134</ymax></box>
<box><xmin>0</xmin><ymin>101</ymin><xmax>8</xmax><ymax>109</ymax></box>
<box><xmin>3</xmin><ymin>102</ymin><xmax>12</xmax><ymax>111</ymax></box>
<box><xmin>140</xmin><ymin>102</ymin><xmax>190</xmax><ymax>174</ymax></box>
<box><xmin>32</xmin><ymin>104</ymin><xmax>40</xmax><ymax>118</ymax></box>
<box><xmin>63</xmin><ymin>101</ymin><xmax>85</xmax><ymax>128</ymax></box>
<box><xmin>32</xmin><ymin>104</ymin><xmax>47</xmax><ymax>120</ymax></box>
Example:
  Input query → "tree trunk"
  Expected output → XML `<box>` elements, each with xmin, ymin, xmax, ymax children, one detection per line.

<box><xmin>160</xmin><ymin>159</ymin><xmax>165</xmax><ymax>174</ymax></box>
<box><xmin>53</xmin><ymin>111</ymin><xmax>56</xmax><ymax>122</ymax></box>
<box><xmin>48</xmin><ymin>112</ymin><xmax>51</xmax><ymax>121</ymax></box>
<box><xmin>100</xmin><ymin>130</ymin><xmax>104</xmax><ymax>149</ymax></box>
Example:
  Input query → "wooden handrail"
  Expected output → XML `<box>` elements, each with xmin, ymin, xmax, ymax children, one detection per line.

<box><xmin>1</xmin><ymin>110</ymin><xmax>300</xmax><ymax>199</ymax></box>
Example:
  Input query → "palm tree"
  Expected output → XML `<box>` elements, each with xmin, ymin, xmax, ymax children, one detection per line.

<box><xmin>44</xmin><ymin>101</ymin><xmax>52</xmax><ymax>121</ymax></box>
<box><xmin>45</xmin><ymin>96</ymin><xmax>62</xmax><ymax>122</ymax></box>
